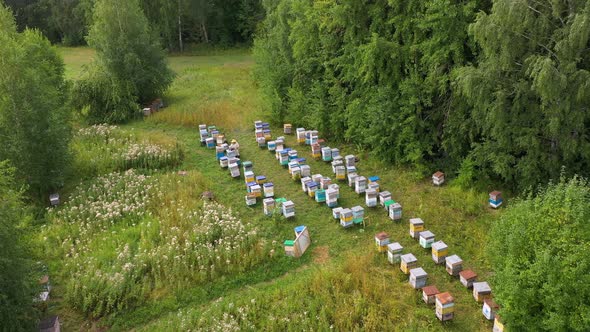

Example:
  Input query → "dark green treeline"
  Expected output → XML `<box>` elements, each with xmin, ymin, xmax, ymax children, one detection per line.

<box><xmin>253</xmin><ymin>0</ymin><xmax>590</xmax><ymax>190</ymax></box>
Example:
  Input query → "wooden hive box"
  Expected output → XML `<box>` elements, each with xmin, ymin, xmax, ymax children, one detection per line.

<box><xmin>219</xmin><ymin>156</ymin><xmax>229</xmax><ymax>168</ymax></box>
<box><xmin>335</xmin><ymin>166</ymin><xmax>346</xmax><ymax>180</ymax></box>
<box><xmin>39</xmin><ymin>315</ymin><xmax>60</xmax><ymax>332</ymax></box>
<box><xmin>489</xmin><ymin>190</ymin><xmax>503</xmax><ymax>208</ymax></box>
<box><xmin>445</xmin><ymin>254</ymin><xmax>463</xmax><ymax>276</ymax></box>
<box><xmin>263</xmin><ymin>198</ymin><xmax>275</xmax><ymax>215</ymax></box>
<box><xmin>483</xmin><ymin>298</ymin><xmax>500</xmax><ymax>321</ymax></box>
<box><xmin>400</xmin><ymin>253</ymin><xmax>418</xmax><ymax>274</ymax></box>
<box><xmin>326</xmin><ymin>188</ymin><xmax>338</xmax><ymax>208</ymax></box>
<box><xmin>288</xmin><ymin>150</ymin><xmax>298</xmax><ymax>160</ymax></box>
<box><xmin>284</xmin><ymin>123</ymin><xmax>292</xmax><ymax>134</ymax></box>
<box><xmin>332</xmin><ymin>207</ymin><xmax>343</xmax><ymax>219</ymax></box>
<box><xmin>315</xmin><ymin>189</ymin><xmax>326</xmax><ymax>203</ymax></box>
<box><xmin>300</xmin><ymin>165</ymin><xmax>311</xmax><ymax>177</ymax></box>
<box><xmin>493</xmin><ymin>315</ymin><xmax>505</xmax><ymax>332</ymax></box>
<box><xmin>49</xmin><ymin>193</ymin><xmax>60</xmax><ymax>207</ymax></box>
<box><xmin>229</xmin><ymin>163</ymin><xmax>240</xmax><ymax>178</ymax></box>
<box><xmin>320</xmin><ymin>177</ymin><xmax>332</xmax><ymax>189</ymax></box>
<box><xmin>340</xmin><ymin>208</ymin><xmax>353</xmax><ymax>228</ymax></box>
<box><xmin>312</xmin><ymin>174</ymin><xmax>323</xmax><ymax>183</ymax></box>
<box><xmin>345</xmin><ymin>154</ymin><xmax>356</xmax><ymax>167</ymax></box>
<box><xmin>409</xmin><ymin>218</ymin><xmax>424</xmax><ymax>239</ymax></box>
<box><xmin>354</xmin><ymin>176</ymin><xmax>367</xmax><ymax>194</ymax></box>
<box><xmin>206</xmin><ymin>137</ymin><xmax>215</xmax><ymax>148</ymax></box>
<box><xmin>422</xmin><ymin>285</ymin><xmax>440</xmax><ymax>304</ymax></box>
<box><xmin>244</xmin><ymin>171</ymin><xmax>255</xmax><ymax>183</ymax></box>
<box><xmin>328</xmin><ymin>183</ymin><xmax>340</xmax><ymax>198</ymax></box>
<box><xmin>250</xmin><ymin>184</ymin><xmax>262</xmax><ymax>198</ymax></box>
<box><xmin>267</xmin><ymin>140</ymin><xmax>276</xmax><ymax>152</ymax></box>
<box><xmin>374</xmin><ymin>232</ymin><xmax>390</xmax><ymax>252</ymax></box>
<box><xmin>282</xmin><ymin>200</ymin><xmax>295</xmax><ymax>218</ymax></box>
<box><xmin>431</xmin><ymin>241</ymin><xmax>448</xmax><ymax>264</ymax></box>
<box><xmin>301</xmin><ymin>177</ymin><xmax>312</xmax><ymax>192</ymax></box>
<box><xmin>419</xmin><ymin>230</ymin><xmax>435</xmax><ymax>249</ymax></box>
<box><xmin>296</xmin><ymin>128</ymin><xmax>306</xmax><ymax>143</ymax></box>
<box><xmin>291</xmin><ymin>166</ymin><xmax>301</xmax><ymax>180</ymax></box>
<box><xmin>473</xmin><ymin>282</ymin><xmax>492</xmax><ymax>302</ymax></box>
<box><xmin>409</xmin><ymin>267</ymin><xmax>428</xmax><ymax>289</ymax></box>
<box><xmin>459</xmin><ymin>270</ymin><xmax>478</xmax><ymax>288</ymax></box>
<box><xmin>256</xmin><ymin>175</ymin><xmax>266</xmax><ymax>185</ymax></box>
<box><xmin>347</xmin><ymin>172</ymin><xmax>358</xmax><ymax>187</ymax></box>
<box><xmin>365</xmin><ymin>188</ymin><xmax>378</xmax><ymax>207</ymax></box>
<box><xmin>435</xmin><ymin>292</ymin><xmax>455</xmax><ymax>321</ymax></box>
<box><xmin>379</xmin><ymin>191</ymin><xmax>392</xmax><ymax>207</ymax></box>
<box><xmin>242</xmin><ymin>161</ymin><xmax>253</xmax><ymax>173</ymax></box>
<box><xmin>245</xmin><ymin>193</ymin><xmax>257</xmax><ymax>206</ymax></box>
<box><xmin>263</xmin><ymin>182</ymin><xmax>274</xmax><ymax>198</ymax></box>
<box><xmin>321</xmin><ymin>147</ymin><xmax>332</xmax><ymax>162</ymax></box>
<box><xmin>307</xmin><ymin>182</ymin><xmax>319</xmax><ymax>198</ymax></box>
<box><xmin>387</xmin><ymin>242</ymin><xmax>403</xmax><ymax>264</ymax></box>
<box><xmin>331</xmin><ymin>148</ymin><xmax>339</xmax><ymax>158</ymax></box>
<box><xmin>351</xmin><ymin>206</ymin><xmax>364</xmax><ymax>225</ymax></box>
<box><xmin>432</xmin><ymin>171</ymin><xmax>445</xmax><ymax>186</ymax></box>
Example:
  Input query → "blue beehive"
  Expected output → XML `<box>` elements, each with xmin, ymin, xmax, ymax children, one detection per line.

<box><xmin>489</xmin><ymin>191</ymin><xmax>503</xmax><ymax>208</ymax></box>
<box><xmin>315</xmin><ymin>189</ymin><xmax>326</xmax><ymax>203</ymax></box>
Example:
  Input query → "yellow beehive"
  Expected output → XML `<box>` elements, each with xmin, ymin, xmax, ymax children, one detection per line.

<box><xmin>409</xmin><ymin>218</ymin><xmax>424</xmax><ymax>238</ymax></box>
<box><xmin>400</xmin><ymin>253</ymin><xmax>417</xmax><ymax>274</ymax></box>
<box><xmin>493</xmin><ymin>315</ymin><xmax>505</xmax><ymax>332</ymax></box>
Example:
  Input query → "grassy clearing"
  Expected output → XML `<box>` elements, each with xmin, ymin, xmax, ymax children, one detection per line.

<box><xmin>51</xmin><ymin>47</ymin><xmax>502</xmax><ymax>331</ymax></box>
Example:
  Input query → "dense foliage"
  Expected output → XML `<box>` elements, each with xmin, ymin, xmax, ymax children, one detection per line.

<box><xmin>6</xmin><ymin>0</ymin><xmax>264</xmax><ymax>48</ymax></box>
<box><xmin>73</xmin><ymin>0</ymin><xmax>174</xmax><ymax>123</ymax></box>
<box><xmin>254</xmin><ymin>0</ymin><xmax>590</xmax><ymax>189</ymax></box>
<box><xmin>0</xmin><ymin>162</ymin><xmax>37</xmax><ymax>331</ymax></box>
<box><xmin>489</xmin><ymin>176</ymin><xmax>590</xmax><ymax>331</ymax></box>
<box><xmin>0</xmin><ymin>3</ymin><xmax>71</xmax><ymax>197</ymax></box>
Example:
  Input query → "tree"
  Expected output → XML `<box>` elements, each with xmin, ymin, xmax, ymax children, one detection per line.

<box><xmin>0</xmin><ymin>2</ymin><xmax>71</xmax><ymax>197</ymax></box>
<box><xmin>455</xmin><ymin>0</ymin><xmax>590</xmax><ymax>189</ymax></box>
<box><xmin>0</xmin><ymin>161</ymin><xmax>37</xmax><ymax>331</ymax></box>
<box><xmin>489</xmin><ymin>175</ymin><xmax>590</xmax><ymax>331</ymax></box>
<box><xmin>73</xmin><ymin>0</ymin><xmax>174</xmax><ymax>123</ymax></box>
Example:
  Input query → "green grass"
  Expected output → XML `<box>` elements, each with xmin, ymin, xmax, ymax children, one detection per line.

<box><xmin>50</xmin><ymin>46</ymin><xmax>504</xmax><ymax>331</ymax></box>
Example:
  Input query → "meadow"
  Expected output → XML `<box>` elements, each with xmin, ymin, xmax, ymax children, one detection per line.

<box><xmin>46</xmin><ymin>46</ymin><xmax>502</xmax><ymax>331</ymax></box>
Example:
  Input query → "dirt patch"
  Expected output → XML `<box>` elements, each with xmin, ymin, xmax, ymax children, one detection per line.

<box><xmin>313</xmin><ymin>246</ymin><xmax>330</xmax><ymax>264</ymax></box>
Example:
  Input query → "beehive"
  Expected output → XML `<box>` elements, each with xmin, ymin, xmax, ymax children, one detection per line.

<box><xmin>199</xmin><ymin>129</ymin><xmax>209</xmax><ymax>144</ymax></box>
<box><xmin>246</xmin><ymin>181</ymin><xmax>257</xmax><ymax>193</ymax></box>
<box><xmin>282</xmin><ymin>200</ymin><xmax>295</xmax><ymax>218</ymax></box>
<box><xmin>328</xmin><ymin>184</ymin><xmax>340</xmax><ymax>198</ymax></box>
<box><xmin>288</xmin><ymin>150</ymin><xmax>298</xmax><ymax>161</ymax></box>
<box><xmin>229</xmin><ymin>163</ymin><xmax>240</xmax><ymax>178</ymax></box>
<box><xmin>255</xmin><ymin>128</ymin><xmax>264</xmax><ymax>139</ymax></box>
<box><xmin>409</xmin><ymin>218</ymin><xmax>424</xmax><ymax>239</ymax></box>
<box><xmin>284</xmin><ymin>124</ymin><xmax>292</xmax><ymax>134</ymax></box>
<box><xmin>345</xmin><ymin>155</ymin><xmax>356</xmax><ymax>167</ymax></box>
<box><xmin>445</xmin><ymin>255</ymin><xmax>463</xmax><ymax>276</ymax></box>
<box><xmin>257</xmin><ymin>136</ymin><xmax>266</xmax><ymax>148</ymax></box>
<box><xmin>312</xmin><ymin>174</ymin><xmax>323</xmax><ymax>183</ymax></box>
<box><xmin>335</xmin><ymin>166</ymin><xmax>346</xmax><ymax>180</ymax></box>
<box><xmin>374</xmin><ymin>232</ymin><xmax>390</xmax><ymax>253</ymax></box>
<box><xmin>351</xmin><ymin>206</ymin><xmax>364</xmax><ymax>225</ymax></box>
<box><xmin>300</xmin><ymin>165</ymin><xmax>311</xmax><ymax>177</ymax></box>
<box><xmin>388</xmin><ymin>202</ymin><xmax>403</xmax><ymax>221</ymax></box>
<box><xmin>422</xmin><ymin>285</ymin><xmax>440</xmax><ymax>304</ymax></box>
<box><xmin>321</xmin><ymin>147</ymin><xmax>332</xmax><ymax>162</ymax></box>
<box><xmin>355</xmin><ymin>176</ymin><xmax>367</xmax><ymax>194</ymax></box>
<box><xmin>301</xmin><ymin>177</ymin><xmax>312</xmax><ymax>192</ymax></box>
<box><xmin>250</xmin><ymin>184</ymin><xmax>262</xmax><ymax>198</ymax></box>
<box><xmin>254</xmin><ymin>120</ymin><xmax>262</xmax><ymax>128</ymax></box>
<box><xmin>315</xmin><ymin>189</ymin><xmax>326</xmax><ymax>203</ymax></box>
<box><xmin>263</xmin><ymin>182</ymin><xmax>274</xmax><ymax>198</ymax></box>
<box><xmin>244</xmin><ymin>171</ymin><xmax>255</xmax><ymax>184</ymax></box>
<box><xmin>368</xmin><ymin>182</ymin><xmax>380</xmax><ymax>192</ymax></box>
<box><xmin>306</xmin><ymin>181</ymin><xmax>319</xmax><ymax>198</ymax></box>
<box><xmin>288</xmin><ymin>161</ymin><xmax>299</xmax><ymax>174</ymax></box>
<box><xmin>267</xmin><ymin>140</ymin><xmax>276</xmax><ymax>152</ymax></box>
<box><xmin>206</xmin><ymin>137</ymin><xmax>215</xmax><ymax>148</ymax></box>
<box><xmin>331</xmin><ymin>159</ymin><xmax>343</xmax><ymax>174</ymax></box>
<box><xmin>279</xmin><ymin>150</ymin><xmax>289</xmax><ymax>166</ymax></box>
<box><xmin>284</xmin><ymin>240</ymin><xmax>295</xmax><ymax>256</ymax></box>
<box><xmin>489</xmin><ymin>191</ymin><xmax>503</xmax><ymax>208</ymax></box>
<box><xmin>326</xmin><ymin>188</ymin><xmax>338</xmax><ymax>208</ymax></box>
<box><xmin>319</xmin><ymin>177</ymin><xmax>331</xmax><ymax>190</ymax></box>
<box><xmin>226</xmin><ymin>148</ymin><xmax>237</xmax><ymax>159</ymax></box>
<box><xmin>400</xmin><ymin>253</ymin><xmax>418</xmax><ymax>274</ymax></box>
<box><xmin>340</xmin><ymin>208</ymin><xmax>353</xmax><ymax>228</ymax></box>
<box><xmin>291</xmin><ymin>166</ymin><xmax>301</xmax><ymax>180</ymax></box>
<box><xmin>473</xmin><ymin>282</ymin><xmax>492</xmax><ymax>302</ymax></box>
<box><xmin>49</xmin><ymin>194</ymin><xmax>60</xmax><ymax>206</ymax></box>
<box><xmin>435</xmin><ymin>292</ymin><xmax>455</xmax><ymax>321</ymax></box>
<box><xmin>242</xmin><ymin>161</ymin><xmax>253</xmax><ymax>173</ymax></box>
<box><xmin>431</xmin><ymin>241</ymin><xmax>448</xmax><ymax>264</ymax></box>
<box><xmin>409</xmin><ymin>267</ymin><xmax>428</xmax><ymax>289</ymax></box>
<box><xmin>199</xmin><ymin>124</ymin><xmax>207</xmax><ymax>131</ymax></box>
<box><xmin>387</xmin><ymin>242</ymin><xmax>403</xmax><ymax>264</ymax></box>
<box><xmin>365</xmin><ymin>188</ymin><xmax>378</xmax><ymax>207</ymax></box>
<box><xmin>379</xmin><ymin>191</ymin><xmax>391</xmax><ymax>206</ymax></box>
<box><xmin>346</xmin><ymin>166</ymin><xmax>357</xmax><ymax>174</ymax></box>
<box><xmin>432</xmin><ymin>171</ymin><xmax>445</xmax><ymax>186</ymax></box>
<box><xmin>215</xmin><ymin>146</ymin><xmax>225</xmax><ymax>160</ymax></box>
<box><xmin>419</xmin><ymin>230</ymin><xmax>435</xmax><ymax>249</ymax></box>
<box><xmin>263</xmin><ymin>198</ymin><xmax>275</xmax><ymax>216</ymax></box>
<box><xmin>347</xmin><ymin>173</ymin><xmax>358</xmax><ymax>187</ymax></box>
<box><xmin>263</xmin><ymin>129</ymin><xmax>272</xmax><ymax>141</ymax></box>
<box><xmin>216</xmin><ymin>134</ymin><xmax>225</xmax><ymax>146</ymax></box>
<box><xmin>219</xmin><ymin>156</ymin><xmax>229</xmax><ymax>168</ymax></box>
<box><xmin>493</xmin><ymin>315</ymin><xmax>505</xmax><ymax>332</ymax></box>
<box><xmin>460</xmin><ymin>270</ymin><xmax>477</xmax><ymax>289</ymax></box>
<box><xmin>332</xmin><ymin>207</ymin><xmax>343</xmax><ymax>219</ymax></box>
<box><xmin>275</xmin><ymin>139</ymin><xmax>284</xmax><ymax>151</ymax></box>
<box><xmin>245</xmin><ymin>193</ymin><xmax>257</xmax><ymax>206</ymax></box>
<box><xmin>368</xmin><ymin>175</ymin><xmax>379</xmax><ymax>184</ymax></box>
<box><xmin>331</xmin><ymin>148</ymin><xmax>340</xmax><ymax>158</ymax></box>
<box><xmin>296</xmin><ymin>128</ymin><xmax>306</xmax><ymax>144</ymax></box>
<box><xmin>482</xmin><ymin>299</ymin><xmax>499</xmax><ymax>321</ymax></box>
<box><xmin>256</xmin><ymin>175</ymin><xmax>266</xmax><ymax>185</ymax></box>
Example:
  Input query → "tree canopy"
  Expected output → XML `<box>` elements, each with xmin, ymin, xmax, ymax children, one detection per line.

<box><xmin>0</xmin><ymin>2</ymin><xmax>71</xmax><ymax>197</ymax></box>
<box><xmin>489</xmin><ymin>175</ymin><xmax>590</xmax><ymax>331</ymax></box>
<box><xmin>73</xmin><ymin>0</ymin><xmax>174</xmax><ymax>123</ymax></box>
